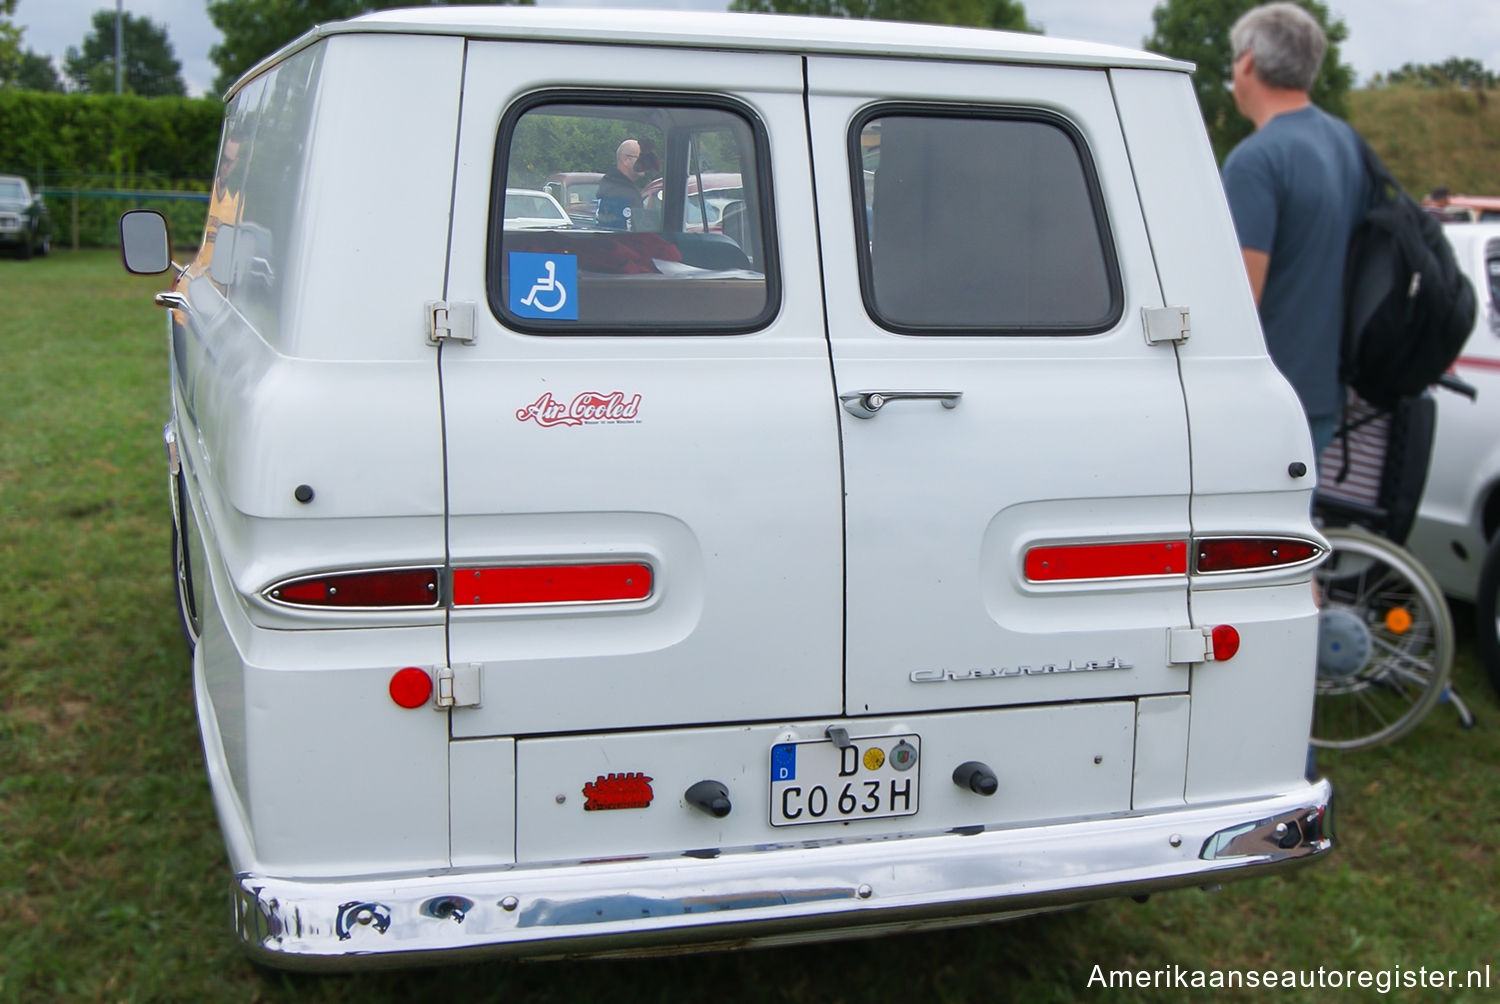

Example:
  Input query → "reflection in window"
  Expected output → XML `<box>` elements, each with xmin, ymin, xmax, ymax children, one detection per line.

<box><xmin>856</xmin><ymin>113</ymin><xmax>1120</xmax><ymax>335</ymax></box>
<box><xmin>493</xmin><ymin>101</ymin><xmax>775</xmax><ymax>333</ymax></box>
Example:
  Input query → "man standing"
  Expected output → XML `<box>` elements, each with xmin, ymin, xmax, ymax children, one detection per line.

<box><xmin>1222</xmin><ymin>2</ymin><xmax>1368</xmax><ymax>457</ymax></box>
<box><xmin>595</xmin><ymin>138</ymin><xmax>644</xmax><ymax>231</ymax></box>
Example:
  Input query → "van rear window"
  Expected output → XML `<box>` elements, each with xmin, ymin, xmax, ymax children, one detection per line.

<box><xmin>491</xmin><ymin>98</ymin><xmax>777</xmax><ymax>334</ymax></box>
<box><xmin>853</xmin><ymin>110</ymin><xmax>1122</xmax><ymax>335</ymax></box>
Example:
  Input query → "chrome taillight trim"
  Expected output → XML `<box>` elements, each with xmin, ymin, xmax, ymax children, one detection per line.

<box><xmin>261</xmin><ymin>566</ymin><xmax>443</xmax><ymax>611</ymax></box>
<box><xmin>1191</xmin><ymin>536</ymin><xmax>1329</xmax><ymax>576</ymax></box>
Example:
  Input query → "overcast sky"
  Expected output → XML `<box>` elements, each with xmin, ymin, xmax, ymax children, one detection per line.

<box><xmin>12</xmin><ymin>0</ymin><xmax>1499</xmax><ymax>98</ymax></box>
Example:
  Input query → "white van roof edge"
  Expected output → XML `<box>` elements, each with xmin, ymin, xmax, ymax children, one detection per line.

<box><xmin>225</xmin><ymin>7</ymin><xmax>1191</xmax><ymax>101</ymax></box>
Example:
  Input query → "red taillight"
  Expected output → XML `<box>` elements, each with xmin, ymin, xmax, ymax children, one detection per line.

<box><xmin>1195</xmin><ymin>538</ymin><xmax>1321</xmax><ymax>574</ymax></box>
<box><xmin>268</xmin><ymin>568</ymin><xmax>439</xmax><ymax>608</ymax></box>
<box><xmin>389</xmin><ymin>667</ymin><xmax>433</xmax><ymax>708</ymax></box>
<box><xmin>453</xmin><ymin>563</ymin><xmax>652</xmax><ymax>607</ymax></box>
<box><xmin>1025</xmin><ymin>540</ymin><xmax>1188</xmax><ymax>581</ymax></box>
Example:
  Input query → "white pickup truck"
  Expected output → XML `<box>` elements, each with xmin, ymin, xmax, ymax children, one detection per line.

<box><xmin>119</xmin><ymin>7</ymin><xmax>1332</xmax><ymax>969</ymax></box>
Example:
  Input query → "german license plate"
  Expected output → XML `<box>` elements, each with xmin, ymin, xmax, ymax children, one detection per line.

<box><xmin>769</xmin><ymin>734</ymin><xmax>920</xmax><ymax>826</ymax></box>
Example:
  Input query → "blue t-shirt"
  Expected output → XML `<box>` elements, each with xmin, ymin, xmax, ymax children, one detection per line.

<box><xmin>1222</xmin><ymin>106</ymin><xmax>1368</xmax><ymax>419</ymax></box>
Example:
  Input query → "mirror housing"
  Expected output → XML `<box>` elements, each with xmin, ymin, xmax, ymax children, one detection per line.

<box><xmin>120</xmin><ymin>210</ymin><xmax>172</xmax><ymax>275</ymax></box>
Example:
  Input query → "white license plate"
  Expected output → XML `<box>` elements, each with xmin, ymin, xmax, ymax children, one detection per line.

<box><xmin>769</xmin><ymin>734</ymin><xmax>920</xmax><ymax>826</ymax></box>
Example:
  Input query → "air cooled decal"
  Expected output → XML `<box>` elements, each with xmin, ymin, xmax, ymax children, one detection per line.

<box><xmin>516</xmin><ymin>391</ymin><xmax>643</xmax><ymax>428</ymax></box>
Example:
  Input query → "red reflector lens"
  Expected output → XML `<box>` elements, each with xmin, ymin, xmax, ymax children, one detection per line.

<box><xmin>454</xmin><ymin>563</ymin><xmax>652</xmax><ymax>606</ymax></box>
<box><xmin>1196</xmin><ymin>539</ymin><xmax>1320</xmax><ymax>574</ymax></box>
<box><xmin>582</xmin><ymin>773</ymin><xmax>655</xmax><ymax>811</ymax></box>
<box><xmin>1211</xmin><ymin>624</ymin><xmax>1241</xmax><ymax>661</ymax></box>
<box><xmin>271</xmin><ymin>568</ymin><xmax>439</xmax><ymax>608</ymax></box>
<box><xmin>389</xmin><ymin>667</ymin><xmax>433</xmax><ymax>708</ymax></box>
<box><xmin>1025</xmin><ymin>541</ymin><xmax>1188</xmax><ymax>581</ymax></box>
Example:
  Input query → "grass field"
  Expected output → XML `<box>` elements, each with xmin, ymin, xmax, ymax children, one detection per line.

<box><xmin>2</xmin><ymin>251</ymin><xmax>1497</xmax><ymax>1003</ymax></box>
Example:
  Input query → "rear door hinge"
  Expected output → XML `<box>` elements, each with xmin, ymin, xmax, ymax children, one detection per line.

<box><xmin>1143</xmin><ymin>306</ymin><xmax>1191</xmax><ymax>345</ymax></box>
<box><xmin>434</xmin><ymin>663</ymin><xmax>482</xmax><ymax>709</ymax></box>
<box><xmin>1167</xmin><ymin>626</ymin><xmax>1214</xmax><ymax>666</ymax></box>
<box><xmin>426</xmin><ymin>300</ymin><xmax>476</xmax><ymax>346</ymax></box>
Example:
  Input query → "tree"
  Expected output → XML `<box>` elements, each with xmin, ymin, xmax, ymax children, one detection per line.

<box><xmin>2</xmin><ymin>2</ymin><xmax>62</xmax><ymax>92</ymax></box>
<box><xmin>207</xmin><ymin>0</ymin><xmax>533</xmax><ymax>97</ymax></box>
<box><xmin>730</xmin><ymin>0</ymin><xmax>1038</xmax><ymax>32</ymax></box>
<box><xmin>0</xmin><ymin>0</ymin><xmax>18</xmax><ymax>60</ymax></box>
<box><xmin>0</xmin><ymin>0</ymin><xmax>23</xmax><ymax>86</ymax></box>
<box><xmin>63</xmin><ymin>9</ymin><xmax>186</xmax><ymax>96</ymax></box>
<box><xmin>1143</xmin><ymin>0</ymin><xmax>1353</xmax><ymax>163</ymax></box>
<box><xmin>10</xmin><ymin>49</ymin><xmax>60</xmax><ymax>91</ymax></box>
<box><xmin>1378</xmin><ymin>58</ymin><xmax>1497</xmax><ymax>90</ymax></box>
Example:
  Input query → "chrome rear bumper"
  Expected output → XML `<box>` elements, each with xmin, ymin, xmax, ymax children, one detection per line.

<box><xmin>235</xmin><ymin>780</ymin><xmax>1331</xmax><ymax>970</ymax></box>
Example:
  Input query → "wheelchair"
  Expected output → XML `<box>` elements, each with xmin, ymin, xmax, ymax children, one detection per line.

<box><xmin>1310</xmin><ymin>387</ymin><xmax>1476</xmax><ymax>750</ymax></box>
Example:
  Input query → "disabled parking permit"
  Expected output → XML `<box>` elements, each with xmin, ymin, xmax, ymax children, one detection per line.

<box><xmin>770</xmin><ymin>734</ymin><xmax>920</xmax><ymax>826</ymax></box>
<box><xmin>510</xmin><ymin>252</ymin><xmax>578</xmax><ymax>320</ymax></box>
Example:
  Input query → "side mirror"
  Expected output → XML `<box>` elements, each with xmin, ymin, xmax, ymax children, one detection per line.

<box><xmin>120</xmin><ymin>210</ymin><xmax>172</xmax><ymax>275</ymax></box>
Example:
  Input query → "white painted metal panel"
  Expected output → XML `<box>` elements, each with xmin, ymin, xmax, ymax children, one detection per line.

<box><xmin>808</xmin><ymin>56</ymin><xmax>1193</xmax><ymax>716</ymax></box>
<box><xmin>441</xmin><ymin>41</ymin><xmax>843</xmax><ymax>736</ymax></box>
<box><xmin>509</xmin><ymin>705</ymin><xmax>1135</xmax><ymax>864</ymax></box>
<box><xmin>1184</xmin><ymin>586</ymin><xmax>1318</xmax><ymax>801</ymax></box>
<box><xmin>451</xmin><ymin>739</ymin><xmax>516</xmax><ymax>867</ymax></box>
<box><xmin>1133</xmin><ymin>695</ymin><xmax>1189</xmax><ymax>809</ymax></box>
<box><xmin>1409</xmin><ymin>224</ymin><xmax>1500</xmax><ymax>600</ymax></box>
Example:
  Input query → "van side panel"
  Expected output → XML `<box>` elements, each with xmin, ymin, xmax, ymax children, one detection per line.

<box><xmin>1110</xmin><ymin>68</ymin><xmax>1319</xmax><ymax>798</ymax></box>
<box><xmin>179</xmin><ymin>33</ymin><xmax>462</xmax><ymax>873</ymax></box>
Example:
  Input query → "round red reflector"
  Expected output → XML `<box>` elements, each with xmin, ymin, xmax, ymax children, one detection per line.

<box><xmin>389</xmin><ymin>667</ymin><xmax>433</xmax><ymax>709</ymax></box>
<box><xmin>1211</xmin><ymin>625</ymin><xmax>1241</xmax><ymax>662</ymax></box>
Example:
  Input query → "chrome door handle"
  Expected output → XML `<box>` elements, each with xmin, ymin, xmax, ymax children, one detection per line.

<box><xmin>839</xmin><ymin>390</ymin><xmax>963</xmax><ymax>419</ymax></box>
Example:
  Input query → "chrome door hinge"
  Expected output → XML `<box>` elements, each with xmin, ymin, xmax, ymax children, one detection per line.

<box><xmin>434</xmin><ymin>663</ymin><xmax>482</xmax><ymax>709</ymax></box>
<box><xmin>1167</xmin><ymin>626</ymin><xmax>1214</xmax><ymax>665</ymax></box>
<box><xmin>1143</xmin><ymin>306</ymin><xmax>1191</xmax><ymax>345</ymax></box>
<box><xmin>425</xmin><ymin>300</ymin><xmax>476</xmax><ymax>346</ymax></box>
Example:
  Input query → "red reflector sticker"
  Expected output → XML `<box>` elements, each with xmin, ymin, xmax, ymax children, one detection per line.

<box><xmin>454</xmin><ymin>563</ymin><xmax>652</xmax><ymax>606</ymax></box>
<box><xmin>1196</xmin><ymin>538</ymin><xmax>1320</xmax><ymax>574</ymax></box>
<box><xmin>582</xmin><ymin>773</ymin><xmax>654</xmax><ymax>811</ymax></box>
<box><xmin>1025</xmin><ymin>541</ymin><xmax>1188</xmax><ymax>581</ymax></box>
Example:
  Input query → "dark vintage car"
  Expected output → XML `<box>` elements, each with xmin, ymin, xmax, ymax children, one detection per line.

<box><xmin>0</xmin><ymin>174</ymin><xmax>53</xmax><ymax>259</ymax></box>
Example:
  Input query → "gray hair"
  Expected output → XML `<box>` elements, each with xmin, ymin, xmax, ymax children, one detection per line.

<box><xmin>1231</xmin><ymin>2</ymin><xmax>1326</xmax><ymax>92</ymax></box>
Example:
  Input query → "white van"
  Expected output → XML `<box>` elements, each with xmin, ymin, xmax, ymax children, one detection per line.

<box><xmin>120</xmin><ymin>7</ymin><xmax>1332</xmax><ymax>969</ymax></box>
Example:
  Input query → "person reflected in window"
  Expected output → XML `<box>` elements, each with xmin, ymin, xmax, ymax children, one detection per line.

<box><xmin>595</xmin><ymin>139</ymin><xmax>645</xmax><ymax>231</ymax></box>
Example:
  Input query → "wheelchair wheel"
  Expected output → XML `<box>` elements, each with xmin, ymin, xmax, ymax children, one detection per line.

<box><xmin>1478</xmin><ymin>533</ymin><xmax>1500</xmax><ymax>699</ymax></box>
<box><xmin>1311</xmin><ymin>526</ymin><xmax>1454</xmax><ymax>750</ymax></box>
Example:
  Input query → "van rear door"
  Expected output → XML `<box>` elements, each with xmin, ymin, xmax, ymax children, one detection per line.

<box><xmin>438</xmin><ymin>40</ymin><xmax>843</xmax><ymax>737</ymax></box>
<box><xmin>807</xmin><ymin>57</ymin><xmax>1195</xmax><ymax>715</ymax></box>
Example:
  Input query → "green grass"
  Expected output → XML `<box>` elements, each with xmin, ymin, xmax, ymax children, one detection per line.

<box><xmin>3</xmin><ymin>251</ymin><xmax>1498</xmax><ymax>1003</ymax></box>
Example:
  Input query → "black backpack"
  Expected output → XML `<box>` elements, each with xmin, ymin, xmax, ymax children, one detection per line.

<box><xmin>1342</xmin><ymin>138</ymin><xmax>1476</xmax><ymax>410</ymax></box>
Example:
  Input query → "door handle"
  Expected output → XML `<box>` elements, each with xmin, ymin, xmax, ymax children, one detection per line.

<box><xmin>839</xmin><ymin>390</ymin><xmax>963</xmax><ymax>419</ymax></box>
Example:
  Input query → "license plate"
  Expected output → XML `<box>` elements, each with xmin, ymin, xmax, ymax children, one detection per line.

<box><xmin>769</xmin><ymin>734</ymin><xmax>920</xmax><ymax>826</ymax></box>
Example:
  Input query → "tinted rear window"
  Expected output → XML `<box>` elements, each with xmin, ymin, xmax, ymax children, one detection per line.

<box><xmin>854</xmin><ymin>110</ymin><xmax>1121</xmax><ymax>335</ymax></box>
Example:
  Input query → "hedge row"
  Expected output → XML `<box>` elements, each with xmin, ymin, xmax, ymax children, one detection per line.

<box><xmin>0</xmin><ymin>89</ymin><xmax>224</xmax><ymax>247</ymax></box>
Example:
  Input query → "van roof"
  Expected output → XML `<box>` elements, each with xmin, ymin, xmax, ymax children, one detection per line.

<box><xmin>232</xmin><ymin>7</ymin><xmax>1189</xmax><ymax>97</ymax></box>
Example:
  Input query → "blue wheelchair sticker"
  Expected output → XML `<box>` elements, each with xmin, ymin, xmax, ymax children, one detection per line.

<box><xmin>771</xmin><ymin>743</ymin><xmax>797</xmax><ymax>782</ymax></box>
<box><xmin>510</xmin><ymin>252</ymin><xmax>578</xmax><ymax>320</ymax></box>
